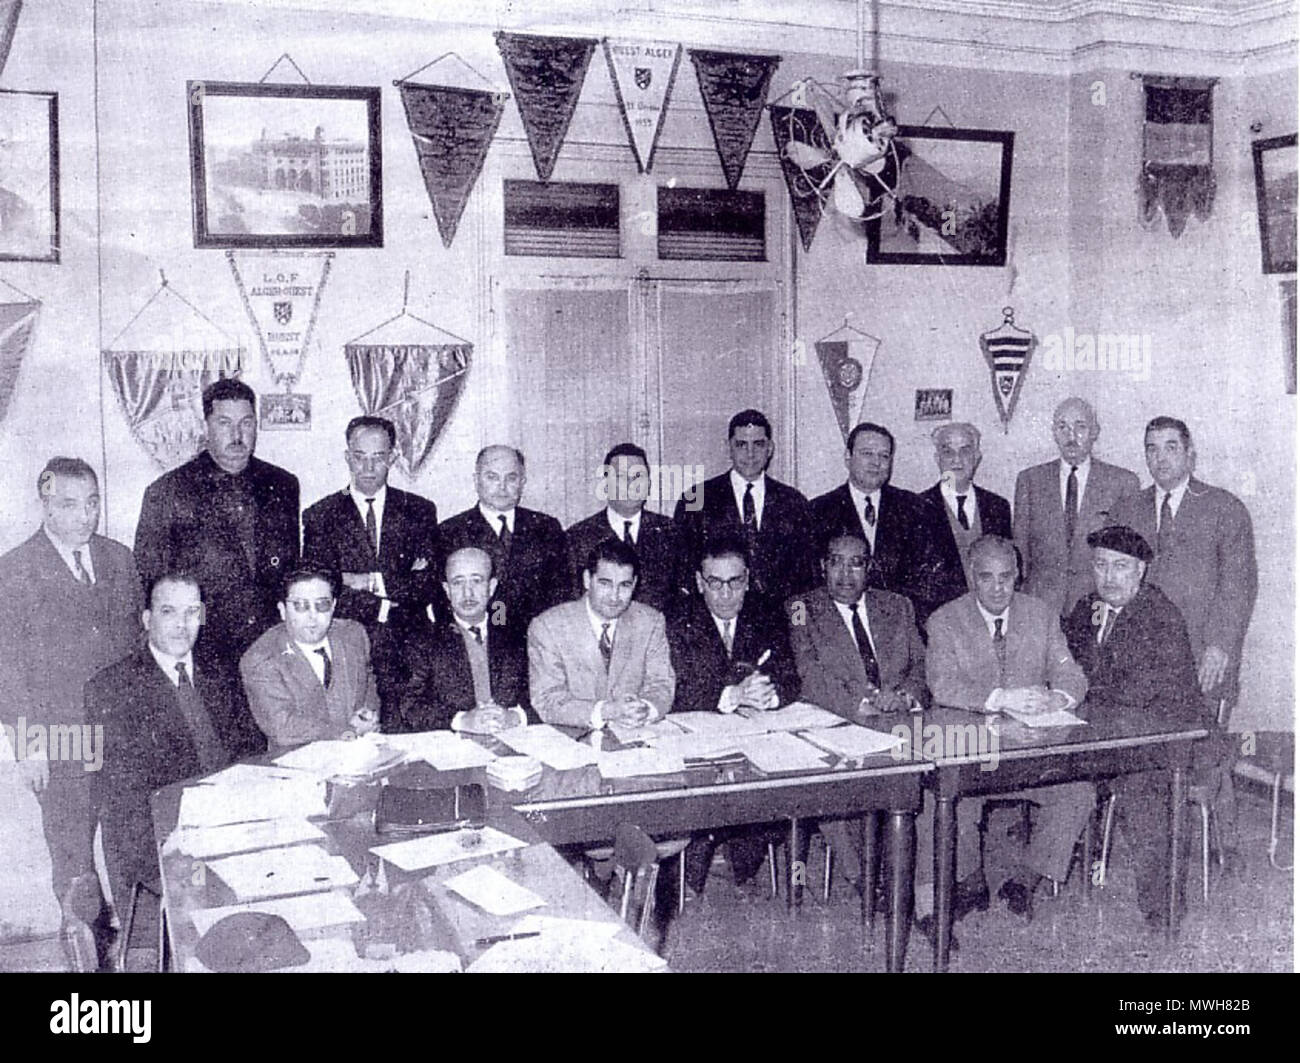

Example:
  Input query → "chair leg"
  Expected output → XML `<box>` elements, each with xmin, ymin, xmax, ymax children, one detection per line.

<box><xmin>1199</xmin><ymin>802</ymin><xmax>1211</xmax><ymax>903</ymax></box>
<box><xmin>1099</xmin><ymin>794</ymin><xmax>1116</xmax><ymax>888</ymax></box>
<box><xmin>767</xmin><ymin>842</ymin><xmax>778</xmax><ymax>899</ymax></box>
<box><xmin>823</xmin><ymin>839</ymin><xmax>833</xmax><ymax>902</ymax></box>
<box><xmin>118</xmin><ymin>883</ymin><xmax>142</xmax><ymax>974</ymax></box>
<box><xmin>1269</xmin><ymin>772</ymin><xmax>1293</xmax><ymax>872</ymax></box>
<box><xmin>677</xmin><ymin>850</ymin><xmax>686</xmax><ymax>915</ymax></box>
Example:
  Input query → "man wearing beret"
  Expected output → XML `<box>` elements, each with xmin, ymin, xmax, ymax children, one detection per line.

<box><xmin>1063</xmin><ymin>525</ymin><xmax>1203</xmax><ymax>929</ymax></box>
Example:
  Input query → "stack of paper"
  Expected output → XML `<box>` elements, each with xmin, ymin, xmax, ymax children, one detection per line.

<box><xmin>382</xmin><ymin>730</ymin><xmax>498</xmax><ymax>770</ymax></box>
<box><xmin>800</xmin><ymin>725</ymin><xmax>905</xmax><ymax>760</ymax></box>
<box><xmin>369</xmin><ymin>826</ymin><xmax>529</xmax><ymax>872</ymax></box>
<box><xmin>498</xmin><ymin>724</ymin><xmax>599</xmax><ymax>771</ymax></box>
<box><xmin>668</xmin><ymin>712</ymin><xmax>773</xmax><ymax>738</ymax></box>
<box><xmin>744</xmin><ymin>702</ymin><xmax>846</xmax><ymax>732</ymax></box>
<box><xmin>467</xmin><ymin>931</ymin><xmax>667</xmax><ymax>973</ymax></box>
<box><xmin>164</xmin><ymin>817</ymin><xmax>326</xmax><ymax>859</ymax></box>
<box><xmin>189</xmin><ymin>891</ymin><xmax>366</xmax><ymax>937</ymax></box>
<box><xmin>443</xmin><ymin>864</ymin><xmax>546</xmax><ymax>916</ymax></box>
<box><xmin>646</xmin><ymin>730</ymin><xmax>746</xmax><ymax>761</ymax></box>
<box><xmin>273</xmin><ymin>735</ymin><xmax>406</xmax><ymax>779</ymax></box>
<box><xmin>205</xmin><ymin>844</ymin><xmax>360</xmax><ymax>901</ymax></box>
<box><xmin>734</xmin><ymin>732</ymin><xmax>832</xmax><ymax>774</ymax></box>
<box><xmin>178</xmin><ymin>775</ymin><xmax>328</xmax><ymax>828</ymax></box>
<box><xmin>608</xmin><ymin>718</ymin><xmax>686</xmax><ymax>745</ymax></box>
<box><xmin>485</xmin><ymin>755</ymin><xmax>544</xmax><ymax>792</ymax></box>
<box><xmin>596</xmin><ymin>747</ymin><xmax>686</xmax><ymax>779</ymax></box>
<box><xmin>1001</xmin><ymin>706</ymin><xmax>1087</xmax><ymax>728</ymax></box>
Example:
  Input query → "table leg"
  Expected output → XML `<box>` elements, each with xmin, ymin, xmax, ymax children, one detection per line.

<box><xmin>934</xmin><ymin>794</ymin><xmax>956</xmax><ymax>972</ymax></box>
<box><xmin>788</xmin><ymin>817</ymin><xmax>803</xmax><ymax>910</ymax></box>
<box><xmin>861</xmin><ymin>813</ymin><xmax>876</xmax><ymax>930</ymax></box>
<box><xmin>885</xmin><ymin>810</ymin><xmax>914</xmax><ymax>973</ymax></box>
<box><xmin>1167</xmin><ymin>764</ymin><xmax>1185</xmax><ymax>942</ymax></box>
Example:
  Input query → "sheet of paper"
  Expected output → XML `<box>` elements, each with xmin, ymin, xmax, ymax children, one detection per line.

<box><xmin>498</xmin><ymin>724</ymin><xmax>599</xmax><ymax>771</ymax></box>
<box><xmin>648</xmin><ymin>731</ymin><xmax>745</xmax><ymax>761</ymax></box>
<box><xmin>468</xmin><ymin>933</ymin><xmax>666</xmax><ymax>973</ymax></box>
<box><xmin>198</xmin><ymin>763</ymin><xmax>311</xmax><ymax>788</ymax></box>
<box><xmin>205</xmin><ymin>844</ymin><xmax>359</xmax><ymax>901</ymax></box>
<box><xmin>189</xmin><ymin>891</ymin><xmax>366</xmax><ymax>937</ymax></box>
<box><xmin>381</xmin><ymin>730</ymin><xmax>498</xmax><ymax>770</ymax></box>
<box><xmin>164</xmin><ymin>817</ymin><xmax>326</xmax><ymax>859</ymax></box>
<box><xmin>607</xmin><ymin>718</ymin><xmax>686</xmax><ymax>745</ymax></box>
<box><xmin>509</xmin><ymin>913</ymin><xmax>623</xmax><ymax>942</ymax></box>
<box><xmin>799</xmin><ymin>724</ymin><xmax>905</xmax><ymax>760</ymax></box>
<box><xmin>370</xmin><ymin>825</ymin><xmax>528</xmax><ymax>872</ymax></box>
<box><xmin>178</xmin><ymin>776</ymin><xmax>327</xmax><ymax>827</ymax></box>
<box><xmin>272</xmin><ymin>735</ymin><xmax>405</xmax><ymax>779</ymax></box>
<box><xmin>743</xmin><ymin>702</ymin><xmax>847</xmax><ymax>732</ymax></box>
<box><xmin>444</xmin><ymin>864</ymin><xmax>546</xmax><ymax>917</ymax></box>
<box><xmin>1001</xmin><ymin>706</ymin><xmax>1087</xmax><ymax>728</ymax></box>
<box><xmin>735</xmin><ymin>732</ymin><xmax>832</xmax><ymax>774</ymax></box>
<box><xmin>668</xmin><ymin>712</ymin><xmax>772</xmax><ymax>738</ymax></box>
<box><xmin>596</xmin><ymin>747</ymin><xmax>686</xmax><ymax>779</ymax></box>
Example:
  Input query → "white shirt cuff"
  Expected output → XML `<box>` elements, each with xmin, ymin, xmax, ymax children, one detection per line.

<box><xmin>590</xmin><ymin>702</ymin><xmax>605</xmax><ymax>730</ymax></box>
<box><xmin>717</xmin><ymin>686</ymin><xmax>741</xmax><ymax>714</ymax></box>
<box><xmin>984</xmin><ymin>688</ymin><xmax>1006</xmax><ymax>713</ymax></box>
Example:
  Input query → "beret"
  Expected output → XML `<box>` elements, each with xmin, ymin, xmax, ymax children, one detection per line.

<box><xmin>1086</xmin><ymin>524</ymin><xmax>1153</xmax><ymax>562</ymax></box>
<box><xmin>195</xmin><ymin>912</ymin><xmax>309</xmax><ymax>973</ymax></box>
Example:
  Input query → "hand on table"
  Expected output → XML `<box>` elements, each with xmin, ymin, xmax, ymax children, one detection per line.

<box><xmin>602</xmin><ymin>695</ymin><xmax>654</xmax><ymax>728</ymax></box>
<box><xmin>347</xmin><ymin>707</ymin><xmax>380</xmax><ymax>737</ymax></box>
<box><xmin>460</xmin><ymin>704</ymin><xmax>515</xmax><ymax>734</ymax></box>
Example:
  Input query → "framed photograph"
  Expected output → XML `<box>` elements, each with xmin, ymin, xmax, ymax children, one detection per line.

<box><xmin>188</xmin><ymin>81</ymin><xmax>383</xmax><ymax>249</ymax></box>
<box><xmin>0</xmin><ymin>89</ymin><xmax>59</xmax><ymax>263</ymax></box>
<box><xmin>260</xmin><ymin>391</ymin><xmax>312</xmax><ymax>430</ymax></box>
<box><xmin>915</xmin><ymin>388</ymin><xmax>953</xmax><ymax>421</ymax></box>
<box><xmin>867</xmin><ymin>126</ymin><xmax>1014</xmax><ymax>267</ymax></box>
<box><xmin>1252</xmin><ymin>133</ymin><xmax>1296</xmax><ymax>275</ymax></box>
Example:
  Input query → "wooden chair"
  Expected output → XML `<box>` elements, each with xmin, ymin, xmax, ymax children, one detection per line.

<box><xmin>116</xmin><ymin>881</ymin><xmax>169</xmax><ymax>973</ymax></box>
<box><xmin>609</xmin><ymin>823</ymin><xmax>661</xmax><ymax>940</ymax></box>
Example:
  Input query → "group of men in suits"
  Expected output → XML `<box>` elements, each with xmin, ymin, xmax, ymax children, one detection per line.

<box><xmin>0</xmin><ymin>378</ymin><xmax>1260</xmax><ymax>963</ymax></box>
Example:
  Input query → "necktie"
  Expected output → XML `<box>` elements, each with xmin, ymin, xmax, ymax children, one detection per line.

<box><xmin>1157</xmin><ymin>492</ymin><xmax>1175</xmax><ymax>558</ymax></box>
<box><xmin>742</xmin><ymin>483</ymin><xmax>756</xmax><ymax>529</ymax></box>
<box><xmin>315</xmin><ymin>647</ymin><xmax>332</xmax><ymax>689</ymax></box>
<box><xmin>72</xmin><ymin>549</ymin><xmax>92</xmax><ymax>585</ymax></box>
<box><xmin>1064</xmin><ymin>466</ymin><xmax>1079</xmax><ymax>544</ymax></box>
<box><xmin>863</xmin><ymin>497</ymin><xmax>877</xmax><ymax>528</ymax></box>
<box><xmin>623</xmin><ymin>520</ymin><xmax>635</xmax><ymax>546</ymax></box>
<box><xmin>850</xmin><ymin>604</ymin><xmax>881</xmax><ymax>689</ymax></box>
<box><xmin>1098</xmin><ymin>605</ymin><xmax>1117</xmax><ymax>646</ymax></box>
<box><xmin>470</xmin><ymin>624</ymin><xmax>483</xmax><ymax>644</ymax></box>
<box><xmin>174</xmin><ymin>662</ymin><xmax>224</xmax><ymax>772</ymax></box>
<box><xmin>722</xmin><ymin>619</ymin><xmax>734</xmax><ymax>657</ymax></box>
<box><xmin>497</xmin><ymin>514</ymin><xmax>513</xmax><ymax>553</ymax></box>
<box><xmin>599</xmin><ymin>622</ymin><xmax>613</xmax><ymax>667</ymax></box>
<box><xmin>993</xmin><ymin>618</ymin><xmax>1007</xmax><ymax>680</ymax></box>
<box><xmin>364</xmin><ymin>498</ymin><xmax>378</xmax><ymax>556</ymax></box>
<box><xmin>956</xmin><ymin>495</ymin><xmax>970</xmax><ymax>531</ymax></box>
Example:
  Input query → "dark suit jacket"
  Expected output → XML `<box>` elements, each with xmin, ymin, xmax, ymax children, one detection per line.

<box><xmin>86</xmin><ymin>647</ymin><xmax>245</xmax><ymax>897</ymax></box>
<box><xmin>808</xmin><ymin>482</ymin><xmax>949</xmax><ymax>624</ymax></box>
<box><xmin>395</xmin><ymin>617</ymin><xmax>532</xmax><ymax>732</ymax></box>
<box><xmin>787</xmin><ymin>586</ymin><xmax>927</xmax><ymax>720</ymax></box>
<box><xmin>302</xmin><ymin>486</ymin><xmax>441</xmax><ymax>627</ymax></box>
<box><xmin>1062</xmin><ymin>584</ymin><xmax>1204</xmax><ymax>727</ymax></box>
<box><xmin>1111</xmin><ymin>478</ymin><xmax>1258</xmax><ymax>704</ymax></box>
<box><xmin>1014</xmin><ymin>458</ymin><xmax>1140</xmax><ymax>615</ymax></box>
<box><xmin>917</xmin><ymin>482</ymin><xmax>1011</xmax><ymax>609</ymax></box>
<box><xmin>438</xmin><ymin>505</ymin><xmax>569</xmax><ymax>632</ymax></box>
<box><xmin>673</xmin><ymin>472</ymin><xmax>817</xmax><ymax>606</ymax></box>
<box><xmin>0</xmin><ymin>530</ymin><xmax>141</xmax><ymax>777</ymax></box>
<box><xmin>566</xmin><ymin>508</ymin><xmax>687</xmax><ymax>613</ymax></box>
<box><xmin>664</xmin><ymin>591</ymin><xmax>799</xmax><ymax>714</ymax></box>
<box><xmin>134</xmin><ymin>452</ymin><xmax>300</xmax><ymax>660</ymax></box>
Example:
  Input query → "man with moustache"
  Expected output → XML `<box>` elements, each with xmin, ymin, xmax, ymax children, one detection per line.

<box><xmin>1014</xmin><ymin>397</ymin><xmax>1140</xmax><ymax>616</ymax></box>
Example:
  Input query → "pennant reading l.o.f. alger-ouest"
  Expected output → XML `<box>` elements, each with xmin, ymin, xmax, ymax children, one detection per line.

<box><xmin>495</xmin><ymin>32</ymin><xmax>597</xmax><ymax>182</ymax></box>
<box><xmin>689</xmin><ymin>49</ymin><xmax>781</xmax><ymax>190</ymax></box>
<box><xmin>602</xmin><ymin>38</ymin><xmax>681</xmax><ymax>173</ymax></box>
<box><xmin>227</xmin><ymin>250</ymin><xmax>332</xmax><ymax>392</ymax></box>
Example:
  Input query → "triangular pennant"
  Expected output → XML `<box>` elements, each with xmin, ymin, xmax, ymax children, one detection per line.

<box><xmin>228</xmin><ymin>251</ymin><xmax>332</xmax><ymax>390</ymax></box>
<box><xmin>816</xmin><ymin>337</ymin><xmax>879</xmax><ymax>443</ymax></box>
<box><xmin>689</xmin><ymin>49</ymin><xmax>781</xmax><ymax>190</ymax></box>
<box><xmin>398</xmin><ymin>82</ymin><xmax>507</xmax><ymax>249</ymax></box>
<box><xmin>769</xmin><ymin>105</ymin><xmax>835</xmax><ymax>252</ymax></box>
<box><xmin>0</xmin><ymin>1</ymin><xmax>20</xmax><ymax>77</ymax></box>
<box><xmin>0</xmin><ymin>296</ymin><xmax>38</xmax><ymax>424</ymax></box>
<box><xmin>602</xmin><ymin>38</ymin><xmax>681</xmax><ymax>173</ymax></box>
<box><xmin>980</xmin><ymin>331</ymin><xmax>1036</xmax><ymax>430</ymax></box>
<box><xmin>495</xmin><ymin>32</ymin><xmax>597</xmax><ymax>182</ymax></box>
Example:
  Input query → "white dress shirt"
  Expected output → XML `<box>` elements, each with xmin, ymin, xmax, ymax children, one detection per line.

<box><xmin>832</xmin><ymin>595</ymin><xmax>879</xmax><ymax>657</ymax></box>
<box><xmin>350</xmin><ymin>484</ymin><xmax>390</xmax><ymax>618</ymax></box>
<box><xmin>940</xmin><ymin>479</ymin><xmax>979</xmax><ymax>527</ymax></box>
<box><xmin>148</xmin><ymin>642</ymin><xmax>195</xmax><ymax>687</ymax></box>
<box><xmin>295</xmin><ymin>636</ymin><xmax>333</xmax><ymax>687</ymax></box>
<box><xmin>44</xmin><ymin>526</ymin><xmax>95</xmax><ymax>583</ymax></box>
<box><xmin>1058</xmin><ymin>456</ymin><xmax>1091</xmax><ymax>508</ymax></box>
<box><xmin>846</xmin><ymin>482</ymin><xmax>882</xmax><ymax>551</ymax></box>
<box><xmin>1156</xmin><ymin>477</ymin><xmax>1191</xmax><ymax>528</ymax></box>
<box><xmin>729</xmin><ymin>469</ymin><xmax>766</xmax><ymax>530</ymax></box>
<box><xmin>606</xmin><ymin>506</ymin><xmax>642</xmax><ymax>543</ymax></box>
<box><xmin>480</xmin><ymin>502</ymin><xmax>516</xmax><ymax>535</ymax></box>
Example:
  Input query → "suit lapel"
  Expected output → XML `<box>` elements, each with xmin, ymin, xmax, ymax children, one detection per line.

<box><xmin>821</xmin><ymin>591</ymin><xmax>866</xmax><ymax>684</ymax></box>
<box><xmin>337</xmin><ymin>492</ymin><xmax>376</xmax><ymax>560</ymax></box>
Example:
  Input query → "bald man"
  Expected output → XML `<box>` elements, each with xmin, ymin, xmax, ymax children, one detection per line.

<box><xmin>1013</xmin><ymin>398</ymin><xmax>1140</xmax><ymax>616</ymax></box>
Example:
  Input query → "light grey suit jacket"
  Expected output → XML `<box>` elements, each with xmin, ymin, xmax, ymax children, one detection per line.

<box><xmin>527</xmin><ymin>600</ymin><xmax>675</xmax><ymax>728</ymax></box>
<box><xmin>1013</xmin><ymin>457</ymin><xmax>1140</xmax><ymax>616</ymax></box>
<box><xmin>926</xmin><ymin>591</ymin><xmax>1087</xmax><ymax>712</ymax></box>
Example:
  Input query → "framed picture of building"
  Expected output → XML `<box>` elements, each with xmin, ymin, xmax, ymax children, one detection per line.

<box><xmin>1252</xmin><ymin>133</ymin><xmax>1297</xmax><ymax>275</ymax></box>
<box><xmin>0</xmin><ymin>88</ymin><xmax>59</xmax><ymax>263</ymax></box>
<box><xmin>188</xmin><ymin>81</ymin><xmax>382</xmax><ymax>248</ymax></box>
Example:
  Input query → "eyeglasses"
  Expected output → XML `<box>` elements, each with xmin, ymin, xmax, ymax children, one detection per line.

<box><xmin>347</xmin><ymin>451</ymin><xmax>391</xmax><ymax>468</ymax></box>
<box><xmin>287</xmin><ymin>598</ymin><xmax>335</xmax><ymax>614</ymax></box>
<box><xmin>701</xmin><ymin>574</ymin><xmax>747</xmax><ymax>593</ymax></box>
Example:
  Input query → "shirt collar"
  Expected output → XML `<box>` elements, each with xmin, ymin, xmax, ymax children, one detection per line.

<box><xmin>454</xmin><ymin>615</ymin><xmax>487</xmax><ymax>640</ymax></box>
<box><xmin>1159</xmin><ymin>478</ymin><xmax>1191</xmax><ymax>511</ymax></box>
<box><xmin>350</xmin><ymin>482</ymin><xmax>387</xmax><ymax>509</ymax></box>
<box><xmin>148</xmin><ymin>642</ymin><xmax>195</xmax><ymax>684</ymax></box>
<box><xmin>605</xmin><ymin>507</ymin><xmax>641</xmax><ymax>538</ymax></box>
<box><xmin>585</xmin><ymin>599</ymin><xmax>618</xmax><ymax>640</ymax></box>
<box><xmin>939</xmin><ymin>479</ymin><xmax>975</xmax><ymax>507</ymax></box>
<box><xmin>1059</xmin><ymin>455</ymin><xmax>1092</xmax><ymax>477</ymax></box>
<box><xmin>479</xmin><ymin>502</ymin><xmax>515</xmax><ymax>533</ymax></box>
<box><xmin>729</xmin><ymin>468</ymin><xmax>765</xmax><ymax>496</ymax></box>
<box><xmin>975</xmin><ymin>599</ymin><xmax>1010</xmax><ymax>632</ymax></box>
<box><xmin>43</xmin><ymin>526</ymin><xmax>94</xmax><ymax>578</ymax></box>
<box><xmin>294</xmin><ymin>635</ymin><xmax>332</xmax><ymax>656</ymax></box>
<box><xmin>846</xmin><ymin>481</ymin><xmax>881</xmax><ymax>510</ymax></box>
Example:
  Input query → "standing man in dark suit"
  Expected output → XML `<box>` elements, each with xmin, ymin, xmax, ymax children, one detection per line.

<box><xmin>134</xmin><ymin>379</ymin><xmax>299</xmax><ymax>667</ymax></box>
<box><xmin>302</xmin><ymin>415</ymin><xmax>441</xmax><ymax>719</ymax></box>
<box><xmin>809</xmin><ymin>422</ymin><xmax>948</xmax><ymax>625</ymax></box>
<box><xmin>1013</xmin><ymin>397</ymin><xmax>1140</xmax><ymax>616</ymax></box>
<box><xmin>1063</xmin><ymin>526</ymin><xmax>1203</xmax><ymax>929</ymax></box>
<box><xmin>396</xmin><ymin>546</ymin><xmax>531</xmax><ymax>734</ymax></box>
<box><xmin>1111</xmin><ymin>415</ymin><xmax>1258</xmax><ymax>862</ymax></box>
<box><xmin>0</xmin><ymin>457</ymin><xmax>141</xmax><ymax>964</ymax></box>
<box><xmin>87</xmin><ymin>573</ymin><xmax>247</xmax><ymax>928</ymax></box>
<box><xmin>918</xmin><ymin>422</ymin><xmax>1011</xmax><ymax>609</ymax></box>
<box><xmin>673</xmin><ymin>409</ymin><xmax>817</xmax><ymax>606</ymax></box>
<box><xmin>567</xmin><ymin>442</ymin><xmax>685</xmax><ymax>612</ymax></box>
<box><xmin>438</xmin><ymin>445</ymin><xmax>568</xmax><ymax>634</ymax></box>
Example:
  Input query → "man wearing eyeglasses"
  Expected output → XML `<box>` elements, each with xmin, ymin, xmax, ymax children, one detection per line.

<box><xmin>239</xmin><ymin>565</ymin><xmax>380</xmax><ymax>750</ymax></box>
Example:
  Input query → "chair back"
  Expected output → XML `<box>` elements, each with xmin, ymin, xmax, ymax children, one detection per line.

<box><xmin>611</xmin><ymin>822</ymin><xmax>660</xmax><ymax>939</ymax></box>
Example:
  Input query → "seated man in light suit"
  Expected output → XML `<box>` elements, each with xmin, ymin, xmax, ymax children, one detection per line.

<box><xmin>240</xmin><ymin>565</ymin><xmax>381</xmax><ymax>750</ymax></box>
<box><xmin>528</xmin><ymin>536</ymin><xmax>675</xmax><ymax>730</ymax></box>
<box><xmin>922</xmin><ymin>534</ymin><xmax>1090</xmax><ymax>926</ymax></box>
<box><xmin>789</xmin><ymin>531</ymin><xmax>928</xmax><ymax>893</ymax></box>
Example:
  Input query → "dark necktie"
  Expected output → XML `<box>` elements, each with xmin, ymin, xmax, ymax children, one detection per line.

<box><xmin>470</xmin><ymin>624</ymin><xmax>483</xmax><ymax>645</ymax></box>
<box><xmin>174</xmin><ymin>662</ymin><xmax>224</xmax><ymax>772</ymax></box>
<box><xmin>956</xmin><ymin>494</ymin><xmax>970</xmax><ymax>531</ymax></box>
<box><xmin>742</xmin><ymin>483</ymin><xmax>756</xmax><ymax>529</ymax></box>
<box><xmin>72</xmin><ymin>549</ymin><xmax>92</xmax><ymax>585</ymax></box>
<box><xmin>1098</xmin><ymin>606</ymin><xmax>1117</xmax><ymax>646</ymax></box>
<box><xmin>623</xmin><ymin>520</ymin><xmax>635</xmax><ymax>546</ymax></box>
<box><xmin>1157</xmin><ymin>492</ymin><xmax>1175</xmax><ymax>558</ymax></box>
<box><xmin>315</xmin><ymin>647</ymin><xmax>332</xmax><ymax>689</ymax></box>
<box><xmin>863</xmin><ymin>496</ymin><xmax>877</xmax><ymax>528</ymax></box>
<box><xmin>993</xmin><ymin>617</ymin><xmax>1007</xmax><ymax>679</ymax></box>
<box><xmin>498</xmin><ymin>514</ymin><xmax>513</xmax><ymax>553</ymax></box>
<box><xmin>850</xmin><ymin>604</ymin><xmax>881</xmax><ymax>689</ymax></box>
<box><xmin>721</xmin><ymin>619</ymin><xmax>734</xmax><ymax>657</ymax></box>
<box><xmin>364</xmin><ymin>498</ymin><xmax>378</xmax><ymax>556</ymax></box>
<box><xmin>1064</xmin><ymin>465</ymin><xmax>1079</xmax><ymax>544</ymax></box>
<box><xmin>599</xmin><ymin>622</ymin><xmax>613</xmax><ymax>667</ymax></box>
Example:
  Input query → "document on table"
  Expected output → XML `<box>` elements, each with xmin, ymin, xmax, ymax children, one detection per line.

<box><xmin>608</xmin><ymin>718</ymin><xmax>686</xmax><ymax>745</ymax></box>
<box><xmin>735</xmin><ymin>732</ymin><xmax>832</xmax><ymax>774</ymax></box>
<box><xmin>668</xmin><ymin>712</ymin><xmax>771</xmax><ymax>738</ymax></box>
<box><xmin>799</xmin><ymin>725</ymin><xmax>905</xmax><ymax>760</ymax></box>
<box><xmin>382</xmin><ymin>730</ymin><xmax>498</xmax><ymax>770</ymax></box>
<box><xmin>164</xmin><ymin>817</ymin><xmax>327</xmax><ymax>859</ymax></box>
<box><xmin>596</xmin><ymin>747</ymin><xmax>686</xmax><ymax>779</ymax></box>
<box><xmin>198</xmin><ymin>763</ymin><xmax>309</xmax><ymax>788</ymax></box>
<box><xmin>444</xmin><ymin>864</ymin><xmax>546</xmax><ymax>917</ymax></box>
<box><xmin>189</xmin><ymin>891</ymin><xmax>366</xmax><ymax>937</ymax></box>
<box><xmin>741</xmin><ymin>702</ymin><xmax>846</xmax><ymax>732</ymax></box>
<box><xmin>370</xmin><ymin>825</ymin><xmax>529</xmax><ymax>872</ymax></box>
<box><xmin>1000</xmin><ymin>706</ymin><xmax>1087</xmax><ymax>728</ymax></box>
<box><xmin>468</xmin><ymin>932</ymin><xmax>667</xmax><ymax>973</ymax></box>
<box><xmin>205</xmin><ymin>844</ymin><xmax>360</xmax><ymax>901</ymax></box>
<box><xmin>498</xmin><ymin>724</ymin><xmax>599</xmax><ymax>770</ymax></box>
<box><xmin>509</xmin><ymin>913</ymin><xmax>623</xmax><ymax>942</ymax></box>
<box><xmin>178</xmin><ymin>776</ymin><xmax>328</xmax><ymax>827</ymax></box>
<box><xmin>272</xmin><ymin>735</ymin><xmax>406</xmax><ymax>779</ymax></box>
<box><xmin>647</xmin><ymin>730</ymin><xmax>745</xmax><ymax>761</ymax></box>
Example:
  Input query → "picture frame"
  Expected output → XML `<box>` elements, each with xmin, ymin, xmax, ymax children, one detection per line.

<box><xmin>260</xmin><ymin>391</ymin><xmax>312</xmax><ymax>430</ymax></box>
<box><xmin>1252</xmin><ymin>133</ymin><xmax>1297</xmax><ymax>275</ymax></box>
<box><xmin>914</xmin><ymin>388</ymin><xmax>953</xmax><ymax>421</ymax></box>
<box><xmin>0</xmin><ymin>88</ymin><xmax>59</xmax><ymax>263</ymax></box>
<box><xmin>866</xmin><ymin>125</ymin><xmax>1014</xmax><ymax>267</ymax></box>
<box><xmin>188</xmin><ymin>81</ymin><xmax>383</xmax><ymax>249</ymax></box>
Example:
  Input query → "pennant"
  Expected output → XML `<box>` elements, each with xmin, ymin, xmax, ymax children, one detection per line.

<box><xmin>0</xmin><ymin>295</ymin><xmax>38</xmax><ymax>425</ymax></box>
<box><xmin>0</xmin><ymin>2</ymin><xmax>20</xmax><ymax>77</ymax></box>
<box><xmin>816</xmin><ymin>337</ymin><xmax>878</xmax><ymax>443</ymax></box>
<box><xmin>1140</xmin><ymin>76</ymin><xmax>1216</xmax><ymax>238</ymax></box>
<box><xmin>227</xmin><ymin>251</ymin><xmax>332</xmax><ymax>390</ymax></box>
<box><xmin>495</xmin><ymin>32</ymin><xmax>597</xmax><ymax>182</ymax></box>
<box><xmin>689</xmin><ymin>49</ymin><xmax>780</xmax><ymax>190</ymax></box>
<box><xmin>398</xmin><ymin>82</ymin><xmax>507</xmax><ymax>249</ymax></box>
<box><xmin>769</xmin><ymin>105</ymin><xmax>834</xmax><ymax>251</ymax></box>
<box><xmin>980</xmin><ymin>329</ymin><xmax>1036</xmax><ymax>430</ymax></box>
<box><xmin>602</xmin><ymin>38</ymin><xmax>681</xmax><ymax>173</ymax></box>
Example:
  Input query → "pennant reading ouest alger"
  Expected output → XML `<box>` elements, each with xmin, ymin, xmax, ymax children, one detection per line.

<box><xmin>602</xmin><ymin>38</ymin><xmax>681</xmax><ymax>174</ymax></box>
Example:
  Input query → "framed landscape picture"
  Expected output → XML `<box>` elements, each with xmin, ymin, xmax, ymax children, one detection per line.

<box><xmin>867</xmin><ymin>125</ymin><xmax>1014</xmax><ymax>267</ymax></box>
<box><xmin>1252</xmin><ymin>133</ymin><xmax>1297</xmax><ymax>275</ymax></box>
<box><xmin>0</xmin><ymin>88</ymin><xmax>59</xmax><ymax>263</ymax></box>
<box><xmin>188</xmin><ymin>80</ymin><xmax>383</xmax><ymax>248</ymax></box>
